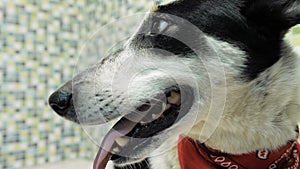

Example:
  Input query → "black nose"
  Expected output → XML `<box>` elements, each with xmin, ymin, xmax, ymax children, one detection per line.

<box><xmin>48</xmin><ymin>90</ymin><xmax>72</xmax><ymax>116</ymax></box>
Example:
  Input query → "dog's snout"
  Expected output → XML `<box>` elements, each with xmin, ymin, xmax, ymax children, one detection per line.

<box><xmin>48</xmin><ymin>90</ymin><xmax>72</xmax><ymax>116</ymax></box>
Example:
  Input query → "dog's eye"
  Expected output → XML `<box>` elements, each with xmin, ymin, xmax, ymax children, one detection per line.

<box><xmin>150</xmin><ymin>17</ymin><xmax>171</xmax><ymax>35</ymax></box>
<box><xmin>158</xmin><ymin>20</ymin><xmax>169</xmax><ymax>33</ymax></box>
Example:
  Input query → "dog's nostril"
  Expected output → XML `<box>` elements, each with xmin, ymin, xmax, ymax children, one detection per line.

<box><xmin>50</xmin><ymin>102</ymin><xmax>66</xmax><ymax>111</ymax></box>
<box><xmin>48</xmin><ymin>91</ymin><xmax>72</xmax><ymax>115</ymax></box>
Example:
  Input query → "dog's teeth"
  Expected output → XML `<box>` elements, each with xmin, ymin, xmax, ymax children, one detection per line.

<box><xmin>152</xmin><ymin>114</ymin><xmax>156</xmax><ymax>119</ymax></box>
<box><xmin>165</xmin><ymin>104</ymin><xmax>171</xmax><ymax>110</ymax></box>
<box><xmin>112</xmin><ymin>147</ymin><xmax>120</xmax><ymax>153</ymax></box>
<box><xmin>140</xmin><ymin>121</ymin><xmax>147</xmax><ymax>125</ymax></box>
<box><xmin>161</xmin><ymin>102</ymin><xmax>167</xmax><ymax>111</ymax></box>
<box><xmin>151</xmin><ymin>103</ymin><xmax>166</xmax><ymax>120</ymax></box>
<box><xmin>152</xmin><ymin>113</ymin><xmax>159</xmax><ymax>119</ymax></box>
<box><xmin>167</xmin><ymin>92</ymin><xmax>181</xmax><ymax>105</ymax></box>
<box><xmin>115</xmin><ymin>137</ymin><xmax>129</xmax><ymax>147</ymax></box>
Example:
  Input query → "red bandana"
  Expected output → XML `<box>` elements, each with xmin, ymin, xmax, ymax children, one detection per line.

<box><xmin>178</xmin><ymin>135</ymin><xmax>300</xmax><ymax>169</ymax></box>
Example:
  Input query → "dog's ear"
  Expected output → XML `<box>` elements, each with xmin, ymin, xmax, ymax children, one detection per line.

<box><xmin>243</xmin><ymin>0</ymin><xmax>299</xmax><ymax>32</ymax></box>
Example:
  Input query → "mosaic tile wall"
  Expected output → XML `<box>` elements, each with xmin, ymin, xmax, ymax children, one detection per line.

<box><xmin>0</xmin><ymin>0</ymin><xmax>85</xmax><ymax>168</ymax></box>
<box><xmin>0</xmin><ymin>0</ymin><xmax>299</xmax><ymax>169</ymax></box>
<box><xmin>0</xmin><ymin>0</ymin><xmax>151</xmax><ymax>169</ymax></box>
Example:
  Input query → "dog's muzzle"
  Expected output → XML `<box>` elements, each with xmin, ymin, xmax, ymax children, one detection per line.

<box><xmin>49</xmin><ymin>84</ymin><xmax>195</xmax><ymax>169</ymax></box>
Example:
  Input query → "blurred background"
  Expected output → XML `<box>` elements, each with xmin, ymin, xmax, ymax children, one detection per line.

<box><xmin>0</xmin><ymin>0</ymin><xmax>299</xmax><ymax>169</ymax></box>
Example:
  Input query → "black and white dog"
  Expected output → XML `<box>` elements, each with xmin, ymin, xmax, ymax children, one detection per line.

<box><xmin>49</xmin><ymin>0</ymin><xmax>300</xmax><ymax>169</ymax></box>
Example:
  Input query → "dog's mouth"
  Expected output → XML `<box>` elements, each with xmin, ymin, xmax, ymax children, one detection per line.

<box><xmin>93</xmin><ymin>85</ymin><xmax>194</xmax><ymax>169</ymax></box>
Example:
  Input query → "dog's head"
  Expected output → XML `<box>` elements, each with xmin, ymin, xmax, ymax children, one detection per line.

<box><xmin>49</xmin><ymin>0</ymin><xmax>299</xmax><ymax>167</ymax></box>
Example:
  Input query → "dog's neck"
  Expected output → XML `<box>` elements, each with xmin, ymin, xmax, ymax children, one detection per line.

<box><xmin>188</xmin><ymin>43</ymin><xmax>300</xmax><ymax>154</ymax></box>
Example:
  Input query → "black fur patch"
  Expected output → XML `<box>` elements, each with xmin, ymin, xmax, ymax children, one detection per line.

<box><xmin>130</xmin><ymin>34</ymin><xmax>194</xmax><ymax>55</ymax></box>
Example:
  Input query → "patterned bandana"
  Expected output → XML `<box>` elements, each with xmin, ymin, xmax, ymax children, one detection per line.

<box><xmin>178</xmin><ymin>136</ymin><xmax>300</xmax><ymax>169</ymax></box>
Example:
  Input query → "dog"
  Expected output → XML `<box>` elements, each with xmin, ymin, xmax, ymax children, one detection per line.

<box><xmin>49</xmin><ymin>0</ymin><xmax>300</xmax><ymax>169</ymax></box>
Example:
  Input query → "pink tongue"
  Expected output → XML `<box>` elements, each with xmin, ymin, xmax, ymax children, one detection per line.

<box><xmin>93</xmin><ymin>95</ymin><xmax>164</xmax><ymax>169</ymax></box>
<box><xmin>93</xmin><ymin>117</ymin><xmax>139</xmax><ymax>169</ymax></box>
